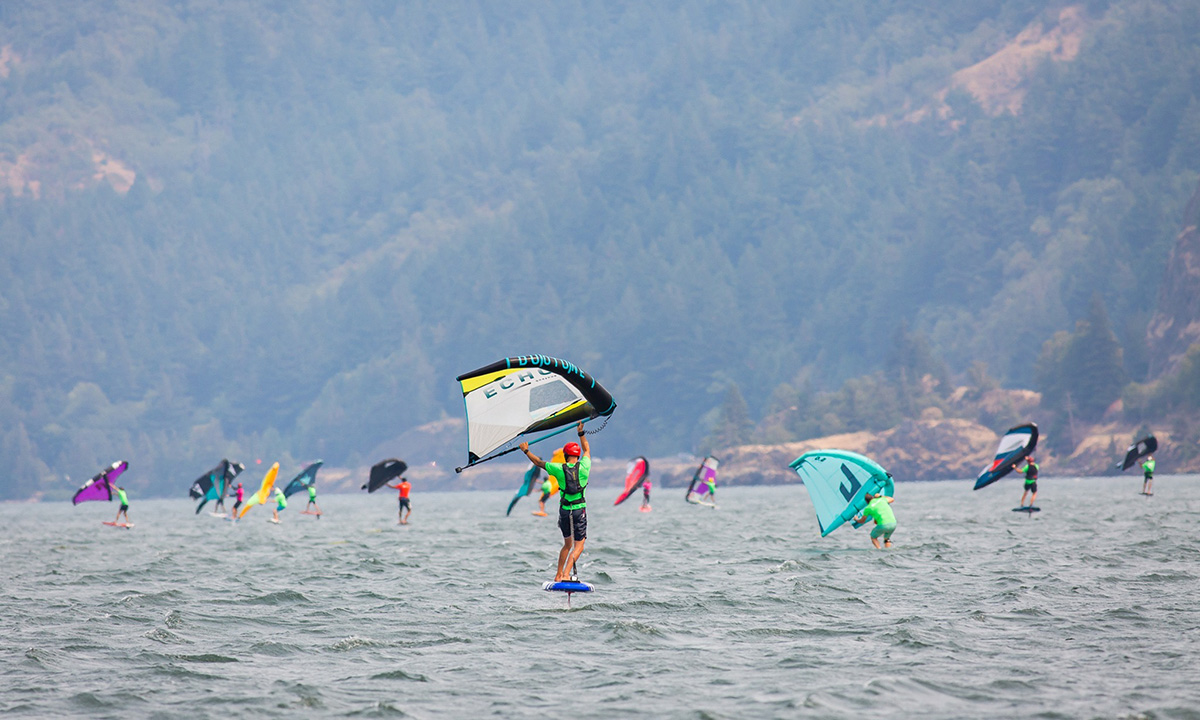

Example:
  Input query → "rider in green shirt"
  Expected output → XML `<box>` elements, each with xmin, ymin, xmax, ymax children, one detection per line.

<box><xmin>521</xmin><ymin>421</ymin><xmax>591</xmax><ymax>582</ymax></box>
<box><xmin>1142</xmin><ymin>455</ymin><xmax>1156</xmax><ymax>495</ymax></box>
<box><xmin>853</xmin><ymin>493</ymin><xmax>896</xmax><ymax>549</ymax></box>
<box><xmin>1015</xmin><ymin>456</ymin><xmax>1039</xmax><ymax>508</ymax></box>
<box><xmin>114</xmin><ymin>486</ymin><xmax>130</xmax><ymax>525</ymax></box>
<box><xmin>305</xmin><ymin>484</ymin><xmax>322</xmax><ymax>516</ymax></box>
<box><xmin>536</xmin><ymin>478</ymin><xmax>552</xmax><ymax>516</ymax></box>
<box><xmin>272</xmin><ymin>487</ymin><xmax>287</xmax><ymax>523</ymax></box>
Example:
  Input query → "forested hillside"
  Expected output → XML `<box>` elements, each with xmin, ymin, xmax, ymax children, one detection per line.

<box><xmin>1</xmin><ymin>1</ymin><xmax>1198</xmax><ymax>499</ymax></box>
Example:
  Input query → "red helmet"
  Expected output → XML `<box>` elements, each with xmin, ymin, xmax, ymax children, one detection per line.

<box><xmin>563</xmin><ymin>442</ymin><xmax>582</xmax><ymax>458</ymax></box>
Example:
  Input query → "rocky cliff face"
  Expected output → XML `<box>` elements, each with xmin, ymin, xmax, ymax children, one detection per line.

<box><xmin>710</xmin><ymin>416</ymin><xmax>1196</xmax><ymax>486</ymax></box>
<box><xmin>712</xmin><ymin>418</ymin><xmax>998</xmax><ymax>485</ymax></box>
<box><xmin>317</xmin><ymin>401</ymin><xmax>1197</xmax><ymax>496</ymax></box>
<box><xmin>1147</xmin><ymin>179</ymin><xmax>1200</xmax><ymax>378</ymax></box>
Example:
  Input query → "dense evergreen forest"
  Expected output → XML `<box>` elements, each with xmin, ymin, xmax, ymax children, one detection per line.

<box><xmin>1</xmin><ymin>1</ymin><xmax>1198</xmax><ymax>499</ymax></box>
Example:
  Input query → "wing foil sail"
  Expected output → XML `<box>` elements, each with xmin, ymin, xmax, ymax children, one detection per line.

<box><xmin>237</xmin><ymin>463</ymin><xmax>279</xmax><ymax>518</ymax></box>
<box><xmin>975</xmin><ymin>423</ymin><xmax>1038</xmax><ymax>490</ymax></box>
<box><xmin>456</xmin><ymin>355</ymin><xmax>616</xmax><ymax>471</ymax></box>
<box><xmin>189</xmin><ymin>459</ymin><xmax>245</xmax><ymax>514</ymax></box>
<box><xmin>1117</xmin><ymin>435</ymin><xmax>1157</xmax><ymax>471</ymax></box>
<box><xmin>686</xmin><ymin>456</ymin><xmax>718</xmax><ymax>502</ymax></box>
<box><xmin>283</xmin><ymin>461</ymin><xmax>323</xmax><ymax>498</ymax></box>
<box><xmin>507</xmin><ymin>465</ymin><xmax>542</xmax><ymax>516</ymax></box>
<box><xmin>364</xmin><ymin>459</ymin><xmax>407</xmax><ymax>493</ymax></box>
<box><xmin>790</xmin><ymin>450</ymin><xmax>894</xmax><ymax>537</ymax></box>
<box><xmin>613</xmin><ymin>457</ymin><xmax>649</xmax><ymax>506</ymax></box>
<box><xmin>73</xmin><ymin>461</ymin><xmax>129</xmax><ymax>505</ymax></box>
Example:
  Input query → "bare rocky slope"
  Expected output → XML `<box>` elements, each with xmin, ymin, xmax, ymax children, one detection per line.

<box><xmin>318</xmin><ymin>411</ymin><xmax>1197</xmax><ymax>497</ymax></box>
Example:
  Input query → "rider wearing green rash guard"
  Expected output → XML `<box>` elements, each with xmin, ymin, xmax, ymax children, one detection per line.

<box><xmin>305</xmin><ymin>484</ymin><xmax>322</xmax><ymax>515</ymax></box>
<box><xmin>536</xmin><ymin>478</ymin><xmax>552</xmax><ymax>515</ymax></box>
<box><xmin>1142</xmin><ymin>455</ymin><xmax>1156</xmax><ymax>494</ymax></box>
<box><xmin>520</xmin><ymin>421</ymin><xmax>591</xmax><ymax>582</ymax></box>
<box><xmin>114</xmin><ymin>486</ymin><xmax>130</xmax><ymax>525</ymax></box>
<box><xmin>853</xmin><ymin>493</ymin><xmax>896</xmax><ymax>549</ymax></box>
<box><xmin>272</xmin><ymin>487</ymin><xmax>287</xmax><ymax>522</ymax></box>
<box><xmin>1016</xmin><ymin>456</ymin><xmax>1039</xmax><ymax>508</ymax></box>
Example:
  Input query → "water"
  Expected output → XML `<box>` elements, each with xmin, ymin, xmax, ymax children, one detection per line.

<box><xmin>3</xmin><ymin>476</ymin><xmax>1199</xmax><ymax>719</ymax></box>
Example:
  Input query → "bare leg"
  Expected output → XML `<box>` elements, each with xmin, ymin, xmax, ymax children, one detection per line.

<box><xmin>562</xmin><ymin>539</ymin><xmax>586</xmax><ymax>580</ymax></box>
<box><xmin>871</xmin><ymin>537</ymin><xmax>882</xmax><ymax>549</ymax></box>
<box><xmin>555</xmin><ymin>538</ymin><xmax>574</xmax><ymax>581</ymax></box>
<box><xmin>1020</xmin><ymin>489</ymin><xmax>1030</xmax><ymax>507</ymax></box>
<box><xmin>1030</xmin><ymin>489</ymin><xmax>1037</xmax><ymax>506</ymax></box>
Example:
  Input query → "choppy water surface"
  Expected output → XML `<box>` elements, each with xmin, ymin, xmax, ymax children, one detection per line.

<box><xmin>3</xmin><ymin>476</ymin><xmax>1199</xmax><ymax>718</ymax></box>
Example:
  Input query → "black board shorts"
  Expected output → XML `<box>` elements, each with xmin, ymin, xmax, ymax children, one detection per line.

<box><xmin>233</xmin><ymin>500</ymin><xmax>243</xmax><ymax>510</ymax></box>
<box><xmin>558</xmin><ymin>507</ymin><xmax>587</xmax><ymax>541</ymax></box>
<box><xmin>1025</xmin><ymin>482</ymin><xmax>1038</xmax><ymax>494</ymax></box>
<box><xmin>399</xmin><ymin>497</ymin><xmax>411</xmax><ymax>511</ymax></box>
<box><xmin>119</xmin><ymin>504</ymin><xmax>129</xmax><ymax>512</ymax></box>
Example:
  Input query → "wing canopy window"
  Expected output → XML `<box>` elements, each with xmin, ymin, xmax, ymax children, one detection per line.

<box><xmin>530</xmin><ymin>380</ymin><xmax>576</xmax><ymax>412</ymax></box>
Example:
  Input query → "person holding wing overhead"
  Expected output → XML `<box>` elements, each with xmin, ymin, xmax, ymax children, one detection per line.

<box><xmin>521</xmin><ymin>421</ymin><xmax>590</xmax><ymax>583</ymax></box>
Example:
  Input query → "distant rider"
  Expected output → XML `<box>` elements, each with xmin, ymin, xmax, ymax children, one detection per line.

<box><xmin>1142</xmin><ymin>454</ymin><xmax>1156</xmax><ymax>495</ymax></box>
<box><xmin>271</xmin><ymin>487</ymin><xmax>287</xmax><ymax>522</ymax></box>
<box><xmin>113</xmin><ymin>486</ymin><xmax>131</xmax><ymax>525</ymax></box>
<box><xmin>521</xmin><ymin>421</ymin><xmax>591</xmax><ymax>582</ymax></box>
<box><xmin>231</xmin><ymin>482</ymin><xmax>244</xmax><ymax>520</ymax></box>
<box><xmin>1015</xmin><ymin>455</ymin><xmax>1039</xmax><ymax>508</ymax></box>
<box><xmin>641</xmin><ymin>478</ymin><xmax>652</xmax><ymax>510</ymax></box>
<box><xmin>535</xmin><ymin>477</ymin><xmax>552</xmax><ymax>516</ymax></box>
<box><xmin>305</xmin><ymin>483</ymin><xmax>322</xmax><ymax>516</ymax></box>
<box><xmin>852</xmin><ymin>492</ymin><xmax>896</xmax><ymax>549</ymax></box>
<box><xmin>388</xmin><ymin>477</ymin><xmax>412</xmax><ymax>524</ymax></box>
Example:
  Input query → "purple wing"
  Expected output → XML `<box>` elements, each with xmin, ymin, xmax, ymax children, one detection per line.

<box><xmin>72</xmin><ymin>461</ymin><xmax>128</xmax><ymax>505</ymax></box>
<box><xmin>687</xmin><ymin>456</ymin><xmax>720</xmax><ymax>497</ymax></box>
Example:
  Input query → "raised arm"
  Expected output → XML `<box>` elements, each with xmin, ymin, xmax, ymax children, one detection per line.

<box><xmin>520</xmin><ymin>442</ymin><xmax>547</xmax><ymax>470</ymax></box>
<box><xmin>577</xmin><ymin>421</ymin><xmax>590</xmax><ymax>458</ymax></box>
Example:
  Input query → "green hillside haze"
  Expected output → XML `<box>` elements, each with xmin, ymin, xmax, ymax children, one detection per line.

<box><xmin>1</xmin><ymin>1</ymin><xmax>1198</xmax><ymax>499</ymax></box>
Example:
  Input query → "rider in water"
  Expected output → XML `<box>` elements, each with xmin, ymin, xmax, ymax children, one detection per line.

<box><xmin>1015</xmin><ymin>455</ymin><xmax>1039</xmax><ymax>508</ymax></box>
